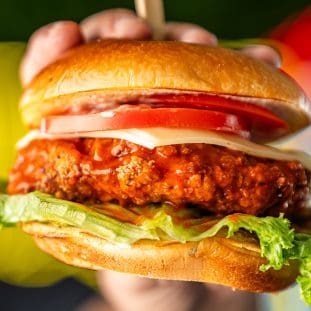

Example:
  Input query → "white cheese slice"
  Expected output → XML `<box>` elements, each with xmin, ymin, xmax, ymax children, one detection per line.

<box><xmin>17</xmin><ymin>128</ymin><xmax>311</xmax><ymax>170</ymax></box>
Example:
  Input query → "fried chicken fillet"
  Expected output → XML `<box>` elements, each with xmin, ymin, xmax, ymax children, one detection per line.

<box><xmin>8</xmin><ymin>138</ymin><xmax>309</xmax><ymax>218</ymax></box>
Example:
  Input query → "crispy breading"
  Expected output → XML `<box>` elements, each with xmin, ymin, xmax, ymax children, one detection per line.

<box><xmin>8</xmin><ymin>138</ymin><xmax>309</xmax><ymax>217</ymax></box>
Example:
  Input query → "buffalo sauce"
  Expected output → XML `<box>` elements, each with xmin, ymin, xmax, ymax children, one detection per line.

<box><xmin>8</xmin><ymin>138</ymin><xmax>309</xmax><ymax>219</ymax></box>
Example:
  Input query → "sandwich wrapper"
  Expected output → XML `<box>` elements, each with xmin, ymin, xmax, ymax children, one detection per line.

<box><xmin>0</xmin><ymin>42</ymin><xmax>96</xmax><ymax>288</ymax></box>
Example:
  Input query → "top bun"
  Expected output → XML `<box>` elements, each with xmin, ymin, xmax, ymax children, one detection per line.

<box><xmin>20</xmin><ymin>40</ymin><xmax>311</xmax><ymax>132</ymax></box>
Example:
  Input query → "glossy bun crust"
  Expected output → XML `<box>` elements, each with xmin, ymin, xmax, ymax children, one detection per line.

<box><xmin>22</xmin><ymin>222</ymin><xmax>299</xmax><ymax>292</ymax></box>
<box><xmin>21</xmin><ymin>40</ymin><xmax>310</xmax><ymax>132</ymax></box>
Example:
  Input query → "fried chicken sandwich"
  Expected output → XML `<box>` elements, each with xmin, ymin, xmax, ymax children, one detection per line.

<box><xmin>1</xmin><ymin>40</ymin><xmax>311</xmax><ymax>302</ymax></box>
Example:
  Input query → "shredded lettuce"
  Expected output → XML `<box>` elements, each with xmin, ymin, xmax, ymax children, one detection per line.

<box><xmin>0</xmin><ymin>191</ymin><xmax>310</xmax><ymax>304</ymax></box>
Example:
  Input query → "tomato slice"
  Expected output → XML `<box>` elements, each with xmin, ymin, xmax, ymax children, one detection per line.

<box><xmin>62</xmin><ymin>93</ymin><xmax>288</xmax><ymax>140</ymax></box>
<box><xmin>42</xmin><ymin>108</ymin><xmax>250</xmax><ymax>139</ymax></box>
<box><xmin>140</xmin><ymin>94</ymin><xmax>288</xmax><ymax>139</ymax></box>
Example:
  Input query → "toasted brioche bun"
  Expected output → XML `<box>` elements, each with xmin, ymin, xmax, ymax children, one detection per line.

<box><xmin>19</xmin><ymin>40</ymin><xmax>304</xmax><ymax>292</ymax></box>
<box><xmin>20</xmin><ymin>40</ymin><xmax>310</xmax><ymax>132</ymax></box>
<box><xmin>22</xmin><ymin>222</ymin><xmax>299</xmax><ymax>292</ymax></box>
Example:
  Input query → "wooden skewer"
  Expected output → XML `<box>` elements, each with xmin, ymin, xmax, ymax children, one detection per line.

<box><xmin>134</xmin><ymin>0</ymin><xmax>166</xmax><ymax>40</ymax></box>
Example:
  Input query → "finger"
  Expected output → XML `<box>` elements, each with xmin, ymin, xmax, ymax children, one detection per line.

<box><xmin>97</xmin><ymin>271</ymin><xmax>204</xmax><ymax>311</ymax></box>
<box><xmin>165</xmin><ymin>22</ymin><xmax>218</xmax><ymax>46</ymax></box>
<box><xmin>81</xmin><ymin>9</ymin><xmax>151</xmax><ymax>41</ymax></box>
<box><xmin>240</xmin><ymin>45</ymin><xmax>281</xmax><ymax>67</ymax></box>
<box><xmin>20</xmin><ymin>21</ymin><xmax>83</xmax><ymax>87</ymax></box>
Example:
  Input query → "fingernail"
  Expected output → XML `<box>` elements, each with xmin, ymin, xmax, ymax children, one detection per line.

<box><xmin>241</xmin><ymin>45</ymin><xmax>282</xmax><ymax>68</ymax></box>
<box><xmin>114</xmin><ymin>17</ymin><xmax>151</xmax><ymax>39</ymax></box>
<box><xmin>180</xmin><ymin>29</ymin><xmax>218</xmax><ymax>46</ymax></box>
<box><xmin>37</xmin><ymin>22</ymin><xmax>67</xmax><ymax>40</ymax></box>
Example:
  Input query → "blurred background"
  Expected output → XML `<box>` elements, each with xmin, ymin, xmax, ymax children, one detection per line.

<box><xmin>0</xmin><ymin>0</ymin><xmax>309</xmax><ymax>40</ymax></box>
<box><xmin>0</xmin><ymin>0</ymin><xmax>310</xmax><ymax>310</ymax></box>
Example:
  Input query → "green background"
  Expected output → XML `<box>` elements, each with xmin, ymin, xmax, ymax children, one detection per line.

<box><xmin>0</xmin><ymin>0</ymin><xmax>310</xmax><ymax>41</ymax></box>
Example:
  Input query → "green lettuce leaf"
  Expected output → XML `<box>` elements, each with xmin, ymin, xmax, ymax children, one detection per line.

<box><xmin>284</xmin><ymin>234</ymin><xmax>311</xmax><ymax>305</ymax></box>
<box><xmin>0</xmin><ymin>191</ymin><xmax>96</xmax><ymax>288</ymax></box>
<box><xmin>297</xmin><ymin>257</ymin><xmax>311</xmax><ymax>305</ymax></box>
<box><xmin>0</xmin><ymin>191</ymin><xmax>310</xmax><ymax>304</ymax></box>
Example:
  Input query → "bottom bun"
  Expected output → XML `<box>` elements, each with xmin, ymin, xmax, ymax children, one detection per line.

<box><xmin>22</xmin><ymin>222</ymin><xmax>299</xmax><ymax>293</ymax></box>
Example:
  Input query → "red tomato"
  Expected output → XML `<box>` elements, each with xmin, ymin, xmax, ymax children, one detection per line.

<box><xmin>42</xmin><ymin>108</ymin><xmax>250</xmax><ymax>139</ymax></box>
<box><xmin>139</xmin><ymin>93</ymin><xmax>288</xmax><ymax>138</ymax></box>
